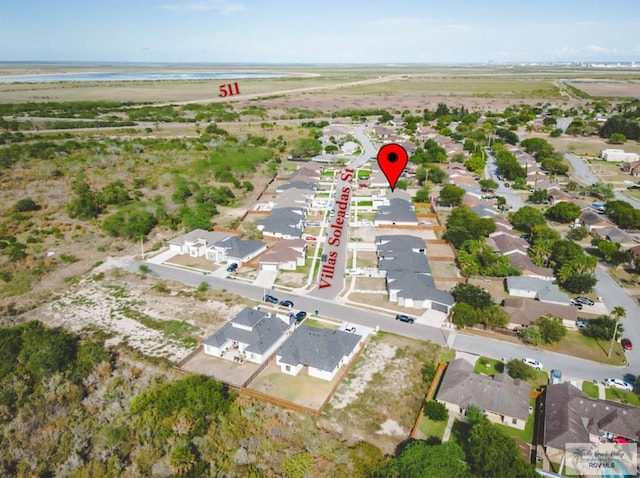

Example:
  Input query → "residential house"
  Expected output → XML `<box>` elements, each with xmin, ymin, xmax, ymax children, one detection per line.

<box><xmin>168</xmin><ymin>229</ymin><xmax>229</xmax><ymax>257</ymax></box>
<box><xmin>257</xmin><ymin>207</ymin><xmax>306</xmax><ymax>239</ymax></box>
<box><xmin>259</xmin><ymin>239</ymin><xmax>307</xmax><ymax>271</ymax></box>
<box><xmin>488</xmin><ymin>233</ymin><xmax>529</xmax><ymax>256</ymax></box>
<box><xmin>276</xmin><ymin>181</ymin><xmax>316</xmax><ymax>193</ymax></box>
<box><xmin>547</xmin><ymin>186</ymin><xmax>574</xmax><ymax>204</ymax></box>
<box><xmin>591</xmin><ymin>226</ymin><xmax>638</xmax><ymax>249</ymax></box>
<box><xmin>437</xmin><ymin>359</ymin><xmax>531</xmax><ymax>430</ymax></box>
<box><xmin>206</xmin><ymin>236</ymin><xmax>266</xmax><ymax>266</ymax></box>
<box><xmin>374</xmin><ymin>198</ymin><xmax>418</xmax><ymax>226</ymax></box>
<box><xmin>203</xmin><ymin>308</ymin><xmax>292</xmax><ymax>364</ymax></box>
<box><xmin>622</xmin><ymin>160</ymin><xmax>640</xmax><ymax>176</ymax></box>
<box><xmin>502</xmin><ymin>297</ymin><xmax>577</xmax><ymax>329</ymax></box>
<box><xmin>543</xmin><ymin>382</ymin><xmax>640</xmax><ymax>464</ymax></box>
<box><xmin>372</xmin><ymin>125</ymin><xmax>393</xmax><ymax>139</ymax></box>
<box><xmin>341</xmin><ymin>141</ymin><xmax>359</xmax><ymax>155</ymax></box>
<box><xmin>508</xmin><ymin>254</ymin><xmax>555</xmax><ymax>281</ymax></box>
<box><xmin>376</xmin><ymin>235</ymin><xmax>426</xmax><ymax>255</ymax></box>
<box><xmin>505</xmin><ymin>276</ymin><xmax>571</xmax><ymax>306</ymax></box>
<box><xmin>386</xmin><ymin>270</ymin><xmax>454</xmax><ymax>312</ymax></box>
<box><xmin>580</xmin><ymin>208</ymin><xmax>615</xmax><ymax>231</ymax></box>
<box><xmin>276</xmin><ymin>325</ymin><xmax>363</xmax><ymax>381</ymax></box>
<box><xmin>269</xmin><ymin>188</ymin><xmax>312</xmax><ymax>209</ymax></box>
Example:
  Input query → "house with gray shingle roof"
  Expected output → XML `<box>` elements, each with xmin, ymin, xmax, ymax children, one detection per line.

<box><xmin>386</xmin><ymin>271</ymin><xmax>455</xmax><ymax>312</ymax></box>
<box><xmin>505</xmin><ymin>276</ymin><xmax>571</xmax><ymax>305</ymax></box>
<box><xmin>437</xmin><ymin>358</ymin><xmax>531</xmax><ymax>430</ymax></box>
<box><xmin>374</xmin><ymin>198</ymin><xmax>418</xmax><ymax>226</ymax></box>
<box><xmin>276</xmin><ymin>181</ymin><xmax>317</xmax><ymax>193</ymax></box>
<box><xmin>203</xmin><ymin>308</ymin><xmax>292</xmax><ymax>364</ymax></box>
<box><xmin>206</xmin><ymin>235</ymin><xmax>266</xmax><ymax>266</ymax></box>
<box><xmin>591</xmin><ymin>226</ymin><xmax>638</xmax><ymax>249</ymax></box>
<box><xmin>376</xmin><ymin>235</ymin><xmax>426</xmax><ymax>254</ymax></box>
<box><xmin>378</xmin><ymin>251</ymin><xmax>431</xmax><ymax>275</ymax></box>
<box><xmin>257</xmin><ymin>207</ymin><xmax>306</xmax><ymax>239</ymax></box>
<box><xmin>543</xmin><ymin>382</ymin><xmax>640</xmax><ymax>464</ymax></box>
<box><xmin>580</xmin><ymin>208</ymin><xmax>614</xmax><ymax>231</ymax></box>
<box><xmin>276</xmin><ymin>325</ymin><xmax>363</xmax><ymax>381</ymax></box>
<box><xmin>488</xmin><ymin>233</ymin><xmax>529</xmax><ymax>256</ymax></box>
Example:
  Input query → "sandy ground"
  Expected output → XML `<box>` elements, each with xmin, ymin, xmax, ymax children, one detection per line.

<box><xmin>22</xmin><ymin>258</ymin><xmax>246</xmax><ymax>362</ymax></box>
<box><xmin>330</xmin><ymin>341</ymin><xmax>397</xmax><ymax>409</ymax></box>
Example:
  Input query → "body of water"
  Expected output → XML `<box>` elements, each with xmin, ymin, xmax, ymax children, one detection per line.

<box><xmin>0</xmin><ymin>72</ymin><xmax>288</xmax><ymax>83</ymax></box>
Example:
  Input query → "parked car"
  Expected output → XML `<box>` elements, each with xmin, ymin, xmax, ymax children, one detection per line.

<box><xmin>603</xmin><ymin>378</ymin><xmax>633</xmax><ymax>391</ymax></box>
<box><xmin>576</xmin><ymin>319</ymin><xmax>588</xmax><ymax>329</ymax></box>
<box><xmin>279</xmin><ymin>299</ymin><xmax>294</xmax><ymax>308</ymax></box>
<box><xmin>522</xmin><ymin>358</ymin><xmax>543</xmax><ymax>370</ymax></box>
<box><xmin>321</xmin><ymin>254</ymin><xmax>328</xmax><ymax>262</ymax></box>
<box><xmin>621</xmin><ymin>338</ymin><xmax>633</xmax><ymax>350</ymax></box>
<box><xmin>575</xmin><ymin>296</ymin><xmax>595</xmax><ymax>306</ymax></box>
<box><xmin>346</xmin><ymin>268</ymin><xmax>365</xmax><ymax>276</ymax></box>
<box><xmin>550</xmin><ymin>369</ymin><xmax>562</xmax><ymax>384</ymax></box>
<box><xmin>305</xmin><ymin>221</ymin><xmax>320</xmax><ymax>227</ymax></box>
<box><xmin>264</xmin><ymin>294</ymin><xmax>279</xmax><ymax>304</ymax></box>
<box><xmin>570</xmin><ymin>300</ymin><xmax>583</xmax><ymax>310</ymax></box>
<box><xmin>226</xmin><ymin>263</ymin><xmax>238</xmax><ymax>272</ymax></box>
<box><xmin>293</xmin><ymin>311</ymin><xmax>307</xmax><ymax>322</ymax></box>
<box><xmin>395</xmin><ymin>314</ymin><xmax>415</xmax><ymax>324</ymax></box>
<box><xmin>305</xmin><ymin>236</ymin><xmax>317</xmax><ymax>242</ymax></box>
<box><xmin>344</xmin><ymin>324</ymin><xmax>357</xmax><ymax>333</ymax></box>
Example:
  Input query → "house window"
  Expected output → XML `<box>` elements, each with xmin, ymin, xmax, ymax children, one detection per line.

<box><xmin>512</xmin><ymin>418</ymin><xmax>517</xmax><ymax>425</ymax></box>
<box><xmin>285</xmin><ymin>365</ymin><xmax>291</xmax><ymax>372</ymax></box>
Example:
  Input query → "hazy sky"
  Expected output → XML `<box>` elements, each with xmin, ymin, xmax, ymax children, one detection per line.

<box><xmin>2</xmin><ymin>0</ymin><xmax>640</xmax><ymax>63</ymax></box>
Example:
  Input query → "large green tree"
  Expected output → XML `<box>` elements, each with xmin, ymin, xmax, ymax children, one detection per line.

<box><xmin>438</xmin><ymin>184</ymin><xmax>466</xmax><ymax>206</ymax></box>
<box><xmin>443</xmin><ymin>206</ymin><xmax>496</xmax><ymax>248</ymax></box>
<box><xmin>545</xmin><ymin>202</ymin><xmax>581</xmax><ymax>223</ymax></box>
<box><xmin>390</xmin><ymin>441</ymin><xmax>468</xmax><ymax>478</ymax></box>
<box><xmin>508</xmin><ymin>206</ymin><xmax>546</xmax><ymax>233</ymax></box>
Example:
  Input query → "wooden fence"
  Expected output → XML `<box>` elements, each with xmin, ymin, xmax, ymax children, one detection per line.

<box><xmin>409</xmin><ymin>361</ymin><xmax>448</xmax><ymax>438</ymax></box>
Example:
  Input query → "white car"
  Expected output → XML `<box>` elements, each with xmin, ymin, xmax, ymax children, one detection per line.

<box><xmin>522</xmin><ymin>358</ymin><xmax>543</xmax><ymax>370</ymax></box>
<box><xmin>603</xmin><ymin>378</ymin><xmax>633</xmax><ymax>391</ymax></box>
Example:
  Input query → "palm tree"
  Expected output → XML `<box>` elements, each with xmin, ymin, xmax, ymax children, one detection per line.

<box><xmin>608</xmin><ymin>306</ymin><xmax>626</xmax><ymax>358</ymax></box>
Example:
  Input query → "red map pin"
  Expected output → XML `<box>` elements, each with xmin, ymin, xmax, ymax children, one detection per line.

<box><xmin>377</xmin><ymin>143</ymin><xmax>408</xmax><ymax>192</ymax></box>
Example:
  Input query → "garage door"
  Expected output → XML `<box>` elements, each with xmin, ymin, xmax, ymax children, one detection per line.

<box><xmin>261</xmin><ymin>263</ymin><xmax>278</xmax><ymax>271</ymax></box>
<box><xmin>432</xmin><ymin>302</ymin><xmax>449</xmax><ymax>313</ymax></box>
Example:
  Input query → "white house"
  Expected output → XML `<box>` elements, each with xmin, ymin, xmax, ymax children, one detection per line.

<box><xmin>203</xmin><ymin>308</ymin><xmax>292</xmax><ymax>364</ymax></box>
<box><xmin>505</xmin><ymin>276</ymin><xmax>571</xmax><ymax>306</ymax></box>
<box><xmin>205</xmin><ymin>235</ymin><xmax>266</xmax><ymax>266</ymax></box>
<box><xmin>168</xmin><ymin>229</ymin><xmax>229</xmax><ymax>257</ymax></box>
<box><xmin>275</xmin><ymin>325</ymin><xmax>363</xmax><ymax>381</ymax></box>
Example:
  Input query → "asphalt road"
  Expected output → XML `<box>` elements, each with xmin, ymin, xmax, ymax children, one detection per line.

<box><xmin>139</xmin><ymin>260</ymin><xmax>450</xmax><ymax>346</ymax></box>
<box><xmin>484</xmin><ymin>148</ymin><xmax>526</xmax><ymax>211</ymax></box>
<box><xmin>138</xmin><ymin>259</ymin><xmax>634</xmax><ymax>382</ymax></box>
<box><xmin>307</xmin><ymin>125</ymin><xmax>378</xmax><ymax>299</ymax></box>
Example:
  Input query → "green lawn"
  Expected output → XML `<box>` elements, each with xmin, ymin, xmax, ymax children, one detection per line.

<box><xmin>539</xmin><ymin>331</ymin><xmax>626</xmax><ymax>366</ymax></box>
<box><xmin>419</xmin><ymin>417</ymin><xmax>447</xmax><ymax>441</ymax></box>
<box><xmin>605</xmin><ymin>387</ymin><xmax>640</xmax><ymax>406</ymax></box>
<box><xmin>495</xmin><ymin>400</ymin><xmax>535</xmax><ymax>444</ymax></box>
<box><xmin>582</xmin><ymin>381</ymin><xmax>600</xmax><ymax>399</ymax></box>
<box><xmin>474</xmin><ymin>356</ymin><xmax>504</xmax><ymax>376</ymax></box>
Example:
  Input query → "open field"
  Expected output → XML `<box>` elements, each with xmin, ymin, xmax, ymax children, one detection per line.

<box><xmin>566</xmin><ymin>80</ymin><xmax>640</xmax><ymax>98</ymax></box>
<box><xmin>336</xmin><ymin>78</ymin><xmax>562</xmax><ymax>98</ymax></box>
<box><xmin>321</xmin><ymin>332</ymin><xmax>442</xmax><ymax>454</ymax></box>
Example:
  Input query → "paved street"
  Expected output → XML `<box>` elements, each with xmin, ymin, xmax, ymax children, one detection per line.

<box><xmin>484</xmin><ymin>148</ymin><xmax>526</xmax><ymax>211</ymax></box>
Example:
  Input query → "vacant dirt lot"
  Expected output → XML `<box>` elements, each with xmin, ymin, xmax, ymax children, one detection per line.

<box><xmin>22</xmin><ymin>261</ymin><xmax>250</xmax><ymax>362</ymax></box>
<box><xmin>567</xmin><ymin>81</ymin><xmax>640</xmax><ymax>98</ymax></box>
<box><xmin>321</xmin><ymin>333</ymin><xmax>442</xmax><ymax>454</ymax></box>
